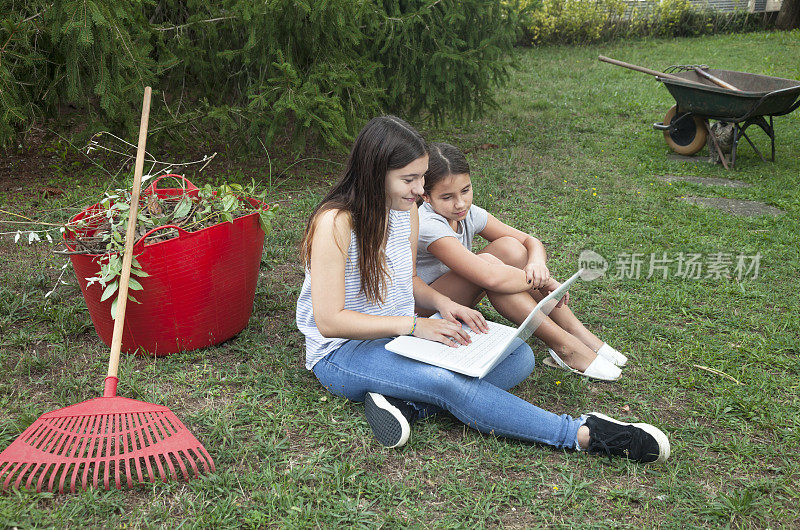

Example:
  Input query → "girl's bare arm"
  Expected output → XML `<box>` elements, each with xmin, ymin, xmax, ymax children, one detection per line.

<box><xmin>427</xmin><ymin>236</ymin><xmax>533</xmax><ymax>294</ymax></box>
<box><xmin>310</xmin><ymin>207</ymin><xmax>476</xmax><ymax>343</ymax></box>
<box><xmin>411</xmin><ymin>206</ymin><xmax>488</xmax><ymax>333</ymax></box>
<box><xmin>479</xmin><ymin>213</ymin><xmax>550</xmax><ymax>286</ymax></box>
<box><xmin>310</xmin><ymin>209</ymin><xmax>412</xmax><ymax>338</ymax></box>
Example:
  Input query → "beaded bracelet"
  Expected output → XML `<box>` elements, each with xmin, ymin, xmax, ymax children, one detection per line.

<box><xmin>409</xmin><ymin>314</ymin><xmax>418</xmax><ymax>336</ymax></box>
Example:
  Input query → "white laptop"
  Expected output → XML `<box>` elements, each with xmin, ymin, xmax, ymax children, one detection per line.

<box><xmin>385</xmin><ymin>269</ymin><xmax>584</xmax><ymax>378</ymax></box>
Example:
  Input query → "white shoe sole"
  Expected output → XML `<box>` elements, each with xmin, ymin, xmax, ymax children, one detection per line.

<box><xmin>364</xmin><ymin>392</ymin><xmax>410</xmax><ymax>448</ymax></box>
<box><xmin>587</xmin><ymin>412</ymin><xmax>670</xmax><ymax>464</ymax></box>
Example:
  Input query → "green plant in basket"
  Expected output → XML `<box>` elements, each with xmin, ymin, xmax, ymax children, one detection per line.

<box><xmin>69</xmin><ymin>177</ymin><xmax>277</xmax><ymax>318</ymax></box>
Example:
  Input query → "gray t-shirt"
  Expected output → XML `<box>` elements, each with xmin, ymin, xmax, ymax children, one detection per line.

<box><xmin>416</xmin><ymin>202</ymin><xmax>489</xmax><ymax>284</ymax></box>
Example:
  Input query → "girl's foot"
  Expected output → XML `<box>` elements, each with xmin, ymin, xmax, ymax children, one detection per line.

<box><xmin>545</xmin><ymin>339</ymin><xmax>597</xmax><ymax>372</ymax></box>
<box><xmin>545</xmin><ymin>349</ymin><xmax>621</xmax><ymax>381</ymax></box>
<box><xmin>596</xmin><ymin>343</ymin><xmax>628</xmax><ymax>367</ymax></box>
<box><xmin>364</xmin><ymin>392</ymin><xmax>417</xmax><ymax>448</ymax></box>
<box><xmin>578</xmin><ymin>413</ymin><xmax>670</xmax><ymax>464</ymax></box>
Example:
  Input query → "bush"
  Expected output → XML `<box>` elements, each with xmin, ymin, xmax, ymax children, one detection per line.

<box><xmin>511</xmin><ymin>0</ymin><xmax>770</xmax><ymax>46</ymax></box>
<box><xmin>1</xmin><ymin>1</ymin><xmax>155</xmax><ymax>145</ymax></box>
<box><xmin>0</xmin><ymin>0</ymin><xmax>517</xmax><ymax>151</ymax></box>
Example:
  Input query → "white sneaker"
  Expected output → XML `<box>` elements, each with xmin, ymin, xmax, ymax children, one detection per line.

<box><xmin>597</xmin><ymin>343</ymin><xmax>628</xmax><ymax>367</ymax></box>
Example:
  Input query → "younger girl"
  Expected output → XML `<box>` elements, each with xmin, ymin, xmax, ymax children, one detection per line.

<box><xmin>296</xmin><ymin>116</ymin><xmax>669</xmax><ymax>463</ymax></box>
<box><xmin>417</xmin><ymin>143</ymin><xmax>626</xmax><ymax>381</ymax></box>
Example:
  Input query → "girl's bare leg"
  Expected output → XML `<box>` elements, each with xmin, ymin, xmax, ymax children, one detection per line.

<box><xmin>483</xmin><ymin>282</ymin><xmax>597</xmax><ymax>373</ymax></box>
<box><xmin>478</xmin><ymin>236</ymin><xmax>604</xmax><ymax>352</ymax></box>
<box><xmin>528</xmin><ymin>289</ymin><xmax>603</xmax><ymax>352</ymax></box>
<box><xmin>420</xmin><ymin>253</ymin><xmax>597</xmax><ymax>372</ymax></box>
<box><xmin>415</xmin><ymin>270</ymin><xmax>485</xmax><ymax>317</ymax></box>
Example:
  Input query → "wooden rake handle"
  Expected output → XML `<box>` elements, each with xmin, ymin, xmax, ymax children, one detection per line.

<box><xmin>694</xmin><ymin>67</ymin><xmax>741</xmax><ymax>92</ymax></box>
<box><xmin>105</xmin><ymin>86</ymin><xmax>152</xmax><ymax>394</ymax></box>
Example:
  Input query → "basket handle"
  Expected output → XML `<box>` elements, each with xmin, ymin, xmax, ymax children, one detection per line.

<box><xmin>144</xmin><ymin>174</ymin><xmax>199</xmax><ymax>194</ymax></box>
<box><xmin>133</xmin><ymin>225</ymin><xmax>190</xmax><ymax>252</ymax></box>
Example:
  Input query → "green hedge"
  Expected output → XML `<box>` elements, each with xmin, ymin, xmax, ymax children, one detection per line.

<box><xmin>511</xmin><ymin>0</ymin><xmax>771</xmax><ymax>46</ymax></box>
<box><xmin>0</xmin><ymin>0</ymin><xmax>517</xmax><ymax>151</ymax></box>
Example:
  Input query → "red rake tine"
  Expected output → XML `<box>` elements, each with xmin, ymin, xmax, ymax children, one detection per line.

<box><xmin>142</xmin><ymin>412</ymin><xmax>167</xmax><ymax>481</ymax></box>
<box><xmin>120</xmin><ymin>414</ymin><xmax>133</xmax><ymax>489</ymax></box>
<box><xmin>137</xmin><ymin>413</ymin><xmax>156</xmax><ymax>483</ymax></box>
<box><xmin>129</xmin><ymin>413</ymin><xmax>145</xmax><ymax>483</ymax></box>
<box><xmin>112</xmin><ymin>414</ymin><xmax>122</xmax><ymax>490</ymax></box>
<box><xmin>3</xmin><ymin>462</ymin><xmax>23</xmax><ymax>491</ymax></box>
<box><xmin>12</xmin><ymin>463</ymin><xmax>33</xmax><ymax>491</ymax></box>
<box><xmin>24</xmin><ymin>462</ymin><xmax>44</xmax><ymax>491</ymax></box>
<box><xmin>0</xmin><ymin>462</ymin><xmax>11</xmax><ymax>488</ymax></box>
<box><xmin>81</xmin><ymin>416</ymin><xmax>101</xmax><ymax>490</ymax></box>
<box><xmin>47</xmin><ymin>462</ymin><xmax>62</xmax><ymax>493</ymax></box>
<box><xmin>120</xmin><ymin>415</ymin><xmax>134</xmax><ymax>488</ymax></box>
<box><xmin>151</xmin><ymin>413</ymin><xmax>179</xmax><ymax>480</ymax></box>
<box><xmin>71</xmin><ymin>415</ymin><xmax>97</xmax><ymax>492</ymax></box>
<box><xmin>182</xmin><ymin>448</ymin><xmax>200</xmax><ymax>479</ymax></box>
<box><xmin>62</xmin><ymin>416</ymin><xmax>89</xmax><ymax>492</ymax></box>
<box><xmin>38</xmin><ymin>463</ymin><xmax>55</xmax><ymax>493</ymax></box>
<box><xmin>152</xmin><ymin>414</ymin><xmax>178</xmax><ymax>481</ymax></box>
<box><xmin>94</xmin><ymin>414</ymin><xmax>109</xmax><ymax>491</ymax></box>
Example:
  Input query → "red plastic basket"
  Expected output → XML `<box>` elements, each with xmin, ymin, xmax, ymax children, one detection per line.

<box><xmin>64</xmin><ymin>175</ymin><xmax>267</xmax><ymax>356</ymax></box>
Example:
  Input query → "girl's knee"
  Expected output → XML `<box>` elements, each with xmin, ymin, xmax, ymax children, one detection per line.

<box><xmin>424</xmin><ymin>367</ymin><xmax>475</xmax><ymax>401</ymax></box>
<box><xmin>506</xmin><ymin>342</ymin><xmax>536</xmax><ymax>373</ymax></box>
<box><xmin>481</xmin><ymin>236</ymin><xmax>527</xmax><ymax>267</ymax></box>
<box><xmin>518</xmin><ymin>344</ymin><xmax>537</xmax><ymax>371</ymax></box>
<box><xmin>477</xmin><ymin>253</ymin><xmax>503</xmax><ymax>265</ymax></box>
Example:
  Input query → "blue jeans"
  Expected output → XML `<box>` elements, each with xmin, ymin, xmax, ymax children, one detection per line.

<box><xmin>312</xmin><ymin>338</ymin><xmax>583</xmax><ymax>449</ymax></box>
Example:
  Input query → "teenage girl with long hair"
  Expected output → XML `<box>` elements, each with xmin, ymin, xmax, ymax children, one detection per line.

<box><xmin>296</xmin><ymin>117</ymin><xmax>669</xmax><ymax>463</ymax></box>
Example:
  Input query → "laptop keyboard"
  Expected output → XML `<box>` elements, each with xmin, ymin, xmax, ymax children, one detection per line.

<box><xmin>434</xmin><ymin>325</ymin><xmax>517</xmax><ymax>369</ymax></box>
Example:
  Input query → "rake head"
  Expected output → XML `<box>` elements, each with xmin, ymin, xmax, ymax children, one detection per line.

<box><xmin>0</xmin><ymin>394</ymin><xmax>215</xmax><ymax>493</ymax></box>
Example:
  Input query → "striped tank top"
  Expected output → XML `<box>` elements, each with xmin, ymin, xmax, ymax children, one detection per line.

<box><xmin>296</xmin><ymin>209</ymin><xmax>416</xmax><ymax>369</ymax></box>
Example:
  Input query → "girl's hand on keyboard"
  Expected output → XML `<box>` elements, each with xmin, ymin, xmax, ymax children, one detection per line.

<box><xmin>414</xmin><ymin>318</ymin><xmax>472</xmax><ymax>347</ymax></box>
<box><xmin>437</xmin><ymin>300</ymin><xmax>489</xmax><ymax>335</ymax></box>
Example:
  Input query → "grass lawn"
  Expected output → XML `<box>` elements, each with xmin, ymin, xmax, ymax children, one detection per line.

<box><xmin>2</xmin><ymin>30</ymin><xmax>799</xmax><ymax>527</ymax></box>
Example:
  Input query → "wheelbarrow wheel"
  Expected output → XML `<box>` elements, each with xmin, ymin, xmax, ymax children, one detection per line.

<box><xmin>662</xmin><ymin>105</ymin><xmax>707</xmax><ymax>156</ymax></box>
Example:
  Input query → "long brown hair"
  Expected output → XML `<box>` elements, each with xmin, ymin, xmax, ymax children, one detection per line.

<box><xmin>300</xmin><ymin>116</ymin><xmax>427</xmax><ymax>303</ymax></box>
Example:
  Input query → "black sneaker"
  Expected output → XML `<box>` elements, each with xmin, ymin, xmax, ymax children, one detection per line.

<box><xmin>584</xmin><ymin>412</ymin><xmax>670</xmax><ymax>464</ymax></box>
<box><xmin>364</xmin><ymin>392</ymin><xmax>417</xmax><ymax>448</ymax></box>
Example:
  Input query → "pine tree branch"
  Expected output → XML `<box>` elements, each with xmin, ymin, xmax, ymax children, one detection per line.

<box><xmin>23</xmin><ymin>5</ymin><xmax>52</xmax><ymax>23</ymax></box>
<box><xmin>154</xmin><ymin>16</ymin><xmax>237</xmax><ymax>32</ymax></box>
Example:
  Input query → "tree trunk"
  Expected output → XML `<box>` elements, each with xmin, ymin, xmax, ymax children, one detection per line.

<box><xmin>776</xmin><ymin>0</ymin><xmax>800</xmax><ymax>30</ymax></box>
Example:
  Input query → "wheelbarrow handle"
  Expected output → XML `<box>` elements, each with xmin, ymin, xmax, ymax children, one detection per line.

<box><xmin>598</xmin><ymin>55</ymin><xmax>687</xmax><ymax>83</ymax></box>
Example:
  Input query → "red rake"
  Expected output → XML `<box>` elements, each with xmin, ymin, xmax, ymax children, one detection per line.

<box><xmin>0</xmin><ymin>87</ymin><xmax>215</xmax><ymax>493</ymax></box>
